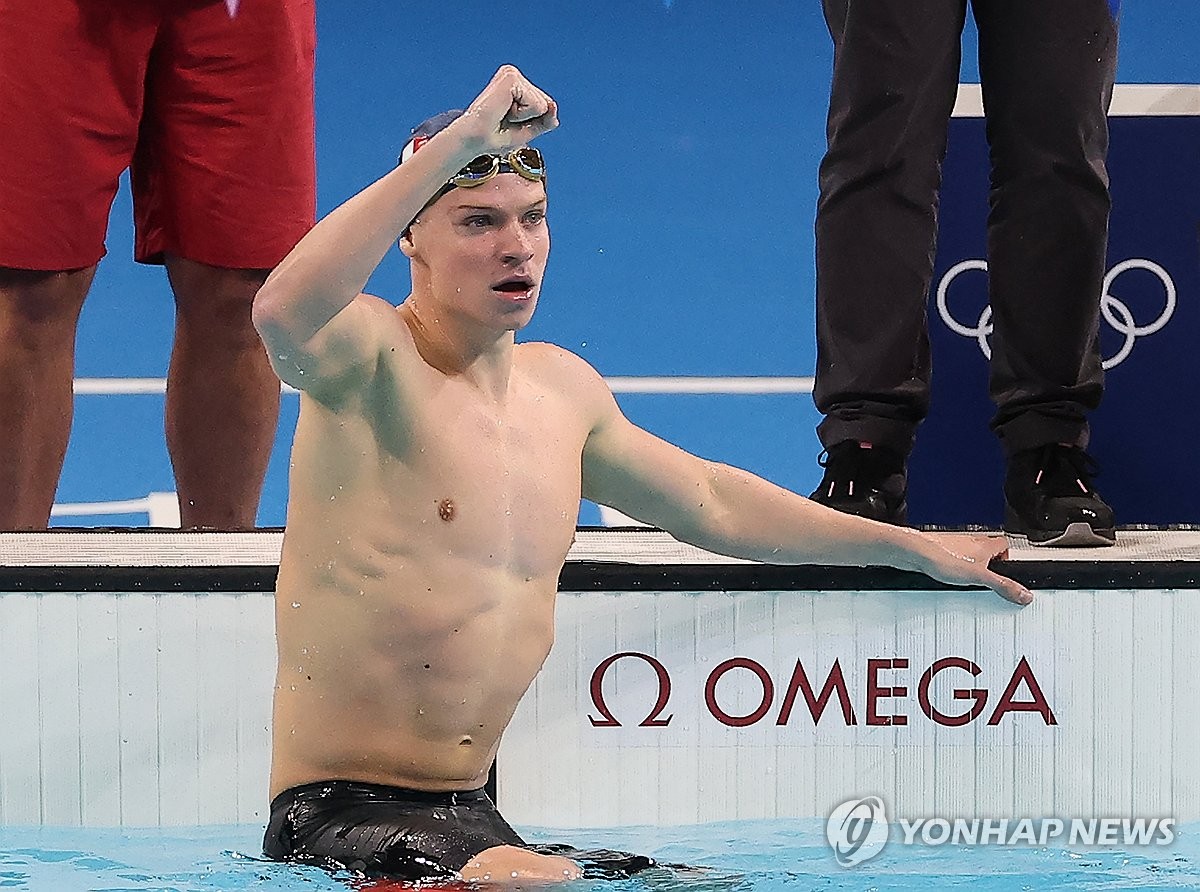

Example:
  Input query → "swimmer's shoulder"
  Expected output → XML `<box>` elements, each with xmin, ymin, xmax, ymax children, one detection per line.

<box><xmin>517</xmin><ymin>341</ymin><xmax>603</xmax><ymax>384</ymax></box>
<box><xmin>516</xmin><ymin>341</ymin><xmax>617</xmax><ymax>417</ymax></box>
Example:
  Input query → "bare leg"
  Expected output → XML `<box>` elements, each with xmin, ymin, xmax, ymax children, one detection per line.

<box><xmin>0</xmin><ymin>267</ymin><xmax>93</xmax><ymax>530</ymax></box>
<box><xmin>461</xmin><ymin>845</ymin><xmax>583</xmax><ymax>884</ymax></box>
<box><xmin>164</xmin><ymin>255</ymin><xmax>279</xmax><ymax>530</ymax></box>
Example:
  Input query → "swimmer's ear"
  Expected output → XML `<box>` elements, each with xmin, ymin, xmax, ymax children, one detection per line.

<box><xmin>398</xmin><ymin>230</ymin><xmax>417</xmax><ymax>258</ymax></box>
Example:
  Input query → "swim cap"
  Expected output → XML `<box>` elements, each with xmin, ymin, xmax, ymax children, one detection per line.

<box><xmin>399</xmin><ymin>109</ymin><xmax>466</xmax><ymax>164</ymax></box>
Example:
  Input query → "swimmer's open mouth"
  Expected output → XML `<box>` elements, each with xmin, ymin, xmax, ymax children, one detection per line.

<box><xmin>492</xmin><ymin>276</ymin><xmax>535</xmax><ymax>296</ymax></box>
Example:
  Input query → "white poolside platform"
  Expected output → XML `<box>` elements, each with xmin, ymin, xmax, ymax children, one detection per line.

<box><xmin>0</xmin><ymin>528</ymin><xmax>1197</xmax><ymax>829</ymax></box>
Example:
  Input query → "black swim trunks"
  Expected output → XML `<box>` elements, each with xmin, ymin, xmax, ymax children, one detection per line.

<box><xmin>263</xmin><ymin>780</ymin><xmax>659</xmax><ymax>881</ymax></box>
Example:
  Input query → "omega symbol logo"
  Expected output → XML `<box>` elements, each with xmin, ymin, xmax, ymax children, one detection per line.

<box><xmin>936</xmin><ymin>258</ymin><xmax>1176</xmax><ymax>370</ymax></box>
<box><xmin>588</xmin><ymin>652</ymin><xmax>673</xmax><ymax>727</ymax></box>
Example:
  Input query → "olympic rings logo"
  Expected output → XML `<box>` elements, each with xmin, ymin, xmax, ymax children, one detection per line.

<box><xmin>935</xmin><ymin>258</ymin><xmax>1176</xmax><ymax>370</ymax></box>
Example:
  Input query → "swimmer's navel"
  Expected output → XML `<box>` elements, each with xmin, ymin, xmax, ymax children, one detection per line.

<box><xmin>438</xmin><ymin>498</ymin><xmax>456</xmax><ymax>522</ymax></box>
<box><xmin>459</xmin><ymin>736</ymin><xmax>473</xmax><ymax>747</ymax></box>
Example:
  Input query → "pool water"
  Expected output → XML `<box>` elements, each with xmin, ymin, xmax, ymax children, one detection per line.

<box><xmin>1</xmin><ymin>820</ymin><xmax>1197</xmax><ymax>891</ymax></box>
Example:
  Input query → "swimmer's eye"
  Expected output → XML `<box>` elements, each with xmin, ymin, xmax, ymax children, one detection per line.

<box><xmin>462</xmin><ymin>214</ymin><xmax>494</xmax><ymax>228</ymax></box>
<box><xmin>523</xmin><ymin>209</ymin><xmax>546</xmax><ymax>225</ymax></box>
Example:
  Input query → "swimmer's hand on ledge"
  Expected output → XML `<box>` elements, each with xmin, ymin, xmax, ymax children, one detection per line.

<box><xmin>910</xmin><ymin>533</ymin><xmax>1032</xmax><ymax>606</ymax></box>
<box><xmin>459</xmin><ymin>65</ymin><xmax>559</xmax><ymax>154</ymax></box>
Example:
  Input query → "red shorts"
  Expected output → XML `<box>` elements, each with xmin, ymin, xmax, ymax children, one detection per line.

<box><xmin>0</xmin><ymin>0</ymin><xmax>316</xmax><ymax>271</ymax></box>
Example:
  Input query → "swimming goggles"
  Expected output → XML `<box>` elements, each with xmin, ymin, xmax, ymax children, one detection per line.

<box><xmin>449</xmin><ymin>147</ymin><xmax>545</xmax><ymax>188</ymax></box>
<box><xmin>404</xmin><ymin>146</ymin><xmax>546</xmax><ymax>234</ymax></box>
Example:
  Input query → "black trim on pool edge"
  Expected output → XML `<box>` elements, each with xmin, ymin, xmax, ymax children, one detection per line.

<box><xmin>1</xmin><ymin>525</ymin><xmax>1198</xmax><ymax>591</ymax></box>
<box><xmin>0</xmin><ymin>561</ymin><xmax>1197</xmax><ymax>592</ymax></box>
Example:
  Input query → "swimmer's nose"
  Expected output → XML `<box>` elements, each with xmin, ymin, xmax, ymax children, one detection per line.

<box><xmin>499</xmin><ymin>222</ymin><xmax>534</xmax><ymax>265</ymax></box>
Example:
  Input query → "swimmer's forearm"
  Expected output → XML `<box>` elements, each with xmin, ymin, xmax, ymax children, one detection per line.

<box><xmin>254</xmin><ymin>119</ymin><xmax>487</xmax><ymax>342</ymax></box>
<box><xmin>689</xmin><ymin>463</ymin><xmax>938</xmax><ymax>573</ymax></box>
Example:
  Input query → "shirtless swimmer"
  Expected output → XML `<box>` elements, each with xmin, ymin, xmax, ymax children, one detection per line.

<box><xmin>251</xmin><ymin>65</ymin><xmax>1033</xmax><ymax>884</ymax></box>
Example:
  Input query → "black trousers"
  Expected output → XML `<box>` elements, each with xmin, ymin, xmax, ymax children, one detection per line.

<box><xmin>813</xmin><ymin>0</ymin><xmax>1118</xmax><ymax>457</ymax></box>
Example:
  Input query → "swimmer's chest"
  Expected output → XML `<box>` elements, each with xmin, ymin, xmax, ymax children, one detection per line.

<box><xmin>408</xmin><ymin>386</ymin><xmax>583</xmax><ymax>518</ymax></box>
<box><xmin>355</xmin><ymin>375</ymin><xmax>584</xmax><ymax>565</ymax></box>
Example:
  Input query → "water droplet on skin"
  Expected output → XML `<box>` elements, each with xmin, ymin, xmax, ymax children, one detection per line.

<box><xmin>301</xmin><ymin>647</ymin><xmax>308</xmax><ymax>654</ymax></box>
<box><xmin>291</xmin><ymin>601</ymin><xmax>301</xmax><ymax>608</ymax></box>
<box><xmin>418</xmin><ymin>708</ymin><xmax>426</xmax><ymax>715</ymax></box>
<box><xmin>511</xmin><ymin>872</ymin><xmax>519</xmax><ymax>878</ymax></box>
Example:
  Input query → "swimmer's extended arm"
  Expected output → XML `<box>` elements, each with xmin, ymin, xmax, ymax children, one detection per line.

<box><xmin>575</xmin><ymin>361</ymin><xmax>1032</xmax><ymax>606</ymax></box>
<box><xmin>252</xmin><ymin>65</ymin><xmax>557</xmax><ymax>393</ymax></box>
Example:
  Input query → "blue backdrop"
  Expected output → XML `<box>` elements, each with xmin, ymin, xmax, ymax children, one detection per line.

<box><xmin>59</xmin><ymin>1</ymin><xmax>1200</xmax><ymax>526</ymax></box>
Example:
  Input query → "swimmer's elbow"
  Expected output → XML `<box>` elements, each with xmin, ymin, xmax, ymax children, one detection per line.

<box><xmin>252</xmin><ymin>284</ymin><xmax>325</xmax><ymax>358</ymax></box>
<box><xmin>693</xmin><ymin>498</ymin><xmax>739</xmax><ymax>555</ymax></box>
<box><xmin>688</xmin><ymin>464</ymin><xmax>773</xmax><ymax>556</ymax></box>
<box><xmin>251</xmin><ymin>291</ymin><xmax>318</xmax><ymax>387</ymax></box>
<box><xmin>251</xmin><ymin>283</ymin><xmax>291</xmax><ymax>345</ymax></box>
<box><xmin>668</xmin><ymin>468</ymin><xmax>736</xmax><ymax>552</ymax></box>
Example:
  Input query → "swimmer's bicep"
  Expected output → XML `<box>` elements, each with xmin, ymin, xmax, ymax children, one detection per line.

<box><xmin>581</xmin><ymin>405</ymin><xmax>722</xmax><ymax>537</ymax></box>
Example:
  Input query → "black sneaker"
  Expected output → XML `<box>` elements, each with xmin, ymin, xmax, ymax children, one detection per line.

<box><xmin>1003</xmin><ymin>444</ymin><xmax>1116</xmax><ymax>546</ymax></box>
<box><xmin>809</xmin><ymin>441</ymin><xmax>908</xmax><ymax>525</ymax></box>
